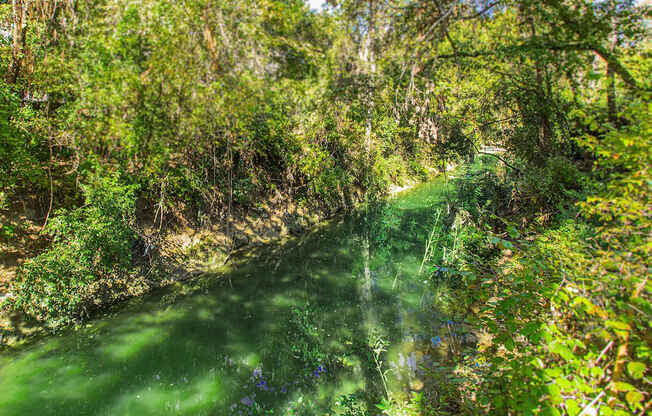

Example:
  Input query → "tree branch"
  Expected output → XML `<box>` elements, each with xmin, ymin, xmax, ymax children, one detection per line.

<box><xmin>432</xmin><ymin>41</ymin><xmax>646</xmax><ymax>92</ymax></box>
<box><xmin>460</xmin><ymin>1</ymin><xmax>500</xmax><ymax>20</ymax></box>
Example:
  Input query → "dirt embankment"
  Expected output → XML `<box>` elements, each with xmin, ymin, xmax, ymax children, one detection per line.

<box><xmin>151</xmin><ymin>192</ymin><xmax>344</xmax><ymax>276</ymax></box>
<box><xmin>0</xmin><ymin>185</ymin><xmax>368</xmax><ymax>347</ymax></box>
<box><xmin>0</xmin><ymin>195</ymin><xmax>48</xmax><ymax>301</ymax></box>
<box><xmin>1</xmin><ymin>167</ymin><xmax>449</xmax><ymax>348</ymax></box>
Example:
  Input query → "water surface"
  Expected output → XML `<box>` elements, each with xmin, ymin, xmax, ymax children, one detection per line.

<box><xmin>0</xmin><ymin>178</ymin><xmax>457</xmax><ymax>415</ymax></box>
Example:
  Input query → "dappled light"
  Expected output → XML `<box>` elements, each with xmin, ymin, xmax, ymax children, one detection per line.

<box><xmin>1</xmin><ymin>0</ymin><xmax>648</xmax><ymax>414</ymax></box>
<box><xmin>0</xmin><ymin>178</ymin><xmax>462</xmax><ymax>414</ymax></box>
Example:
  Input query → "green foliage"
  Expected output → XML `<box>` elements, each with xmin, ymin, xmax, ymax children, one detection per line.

<box><xmin>337</xmin><ymin>393</ymin><xmax>369</xmax><ymax>416</ymax></box>
<box><xmin>454</xmin><ymin>157</ymin><xmax>511</xmax><ymax>224</ymax></box>
<box><xmin>0</xmin><ymin>80</ymin><xmax>47</xmax><ymax>196</ymax></box>
<box><xmin>518</xmin><ymin>156</ymin><xmax>585</xmax><ymax>210</ymax></box>
<box><xmin>287</xmin><ymin>304</ymin><xmax>330</xmax><ymax>366</ymax></box>
<box><xmin>12</xmin><ymin>174</ymin><xmax>140</xmax><ymax>325</ymax></box>
<box><xmin>457</xmin><ymin>96</ymin><xmax>651</xmax><ymax>415</ymax></box>
<box><xmin>0</xmin><ymin>0</ymin><xmax>649</xmax><ymax>411</ymax></box>
<box><xmin>455</xmin><ymin>153</ymin><xmax>585</xmax><ymax>228</ymax></box>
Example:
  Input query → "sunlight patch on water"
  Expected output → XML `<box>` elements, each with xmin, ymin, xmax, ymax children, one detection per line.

<box><xmin>100</xmin><ymin>327</ymin><xmax>166</xmax><ymax>361</ymax></box>
<box><xmin>106</xmin><ymin>374</ymin><xmax>224</xmax><ymax>416</ymax></box>
<box><xmin>196</xmin><ymin>308</ymin><xmax>214</xmax><ymax>321</ymax></box>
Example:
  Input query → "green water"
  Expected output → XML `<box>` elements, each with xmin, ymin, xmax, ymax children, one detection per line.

<box><xmin>0</xmin><ymin>178</ymin><xmax>459</xmax><ymax>415</ymax></box>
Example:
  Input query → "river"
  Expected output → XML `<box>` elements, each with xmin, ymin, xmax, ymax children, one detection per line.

<box><xmin>0</xmin><ymin>176</ymin><xmax>466</xmax><ymax>415</ymax></box>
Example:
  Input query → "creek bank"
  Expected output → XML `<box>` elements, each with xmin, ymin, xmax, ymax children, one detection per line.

<box><xmin>0</xmin><ymin>172</ymin><xmax>439</xmax><ymax>350</ymax></box>
<box><xmin>0</xmin><ymin>192</ymin><xmax>331</xmax><ymax>349</ymax></box>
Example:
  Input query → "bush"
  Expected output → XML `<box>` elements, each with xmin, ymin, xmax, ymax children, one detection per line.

<box><xmin>455</xmin><ymin>155</ymin><xmax>585</xmax><ymax>228</ymax></box>
<box><xmin>454</xmin><ymin>157</ymin><xmax>511</xmax><ymax>225</ymax></box>
<box><xmin>462</xmin><ymin>98</ymin><xmax>650</xmax><ymax>415</ymax></box>
<box><xmin>11</xmin><ymin>174</ymin><xmax>140</xmax><ymax>326</ymax></box>
<box><xmin>517</xmin><ymin>156</ymin><xmax>584</xmax><ymax>211</ymax></box>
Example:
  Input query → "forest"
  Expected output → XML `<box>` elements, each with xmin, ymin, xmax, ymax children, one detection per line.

<box><xmin>0</xmin><ymin>0</ymin><xmax>650</xmax><ymax>415</ymax></box>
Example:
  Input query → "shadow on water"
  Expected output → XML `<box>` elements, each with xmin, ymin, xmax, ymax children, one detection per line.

<box><xmin>0</xmin><ymin>178</ymin><xmax>456</xmax><ymax>415</ymax></box>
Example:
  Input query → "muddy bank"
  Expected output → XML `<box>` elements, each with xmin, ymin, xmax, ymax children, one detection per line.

<box><xmin>0</xmin><ymin>185</ymin><xmax>369</xmax><ymax>348</ymax></box>
<box><xmin>0</xmin><ymin>168</ymin><xmax>448</xmax><ymax>349</ymax></box>
<box><xmin>0</xmin><ymin>194</ymin><xmax>329</xmax><ymax>349</ymax></box>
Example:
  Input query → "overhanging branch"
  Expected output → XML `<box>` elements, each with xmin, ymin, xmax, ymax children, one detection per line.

<box><xmin>431</xmin><ymin>41</ymin><xmax>646</xmax><ymax>92</ymax></box>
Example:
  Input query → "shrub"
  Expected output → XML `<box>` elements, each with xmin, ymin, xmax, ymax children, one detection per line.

<box><xmin>11</xmin><ymin>174</ymin><xmax>140</xmax><ymax>326</ymax></box>
<box><xmin>454</xmin><ymin>157</ymin><xmax>511</xmax><ymax>225</ymax></box>
<box><xmin>465</xmin><ymin>98</ymin><xmax>650</xmax><ymax>415</ymax></box>
<box><xmin>517</xmin><ymin>155</ymin><xmax>584</xmax><ymax>211</ymax></box>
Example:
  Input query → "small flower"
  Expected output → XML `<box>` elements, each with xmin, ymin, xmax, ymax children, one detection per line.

<box><xmin>431</xmin><ymin>336</ymin><xmax>441</xmax><ymax>347</ymax></box>
<box><xmin>240</xmin><ymin>396</ymin><xmax>254</xmax><ymax>407</ymax></box>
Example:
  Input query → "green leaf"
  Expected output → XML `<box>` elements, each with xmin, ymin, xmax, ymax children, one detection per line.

<box><xmin>627</xmin><ymin>362</ymin><xmax>645</xmax><ymax>379</ymax></box>
<box><xmin>375</xmin><ymin>399</ymin><xmax>389</xmax><ymax>410</ymax></box>
<box><xmin>504</xmin><ymin>336</ymin><xmax>516</xmax><ymax>351</ymax></box>
<box><xmin>587</xmin><ymin>71</ymin><xmax>602</xmax><ymax>81</ymax></box>
<box><xmin>625</xmin><ymin>391</ymin><xmax>644</xmax><ymax>408</ymax></box>
<box><xmin>565</xmin><ymin>399</ymin><xmax>580</xmax><ymax>416</ymax></box>
<box><xmin>613</xmin><ymin>381</ymin><xmax>635</xmax><ymax>392</ymax></box>
<box><xmin>547</xmin><ymin>384</ymin><xmax>561</xmax><ymax>404</ymax></box>
<box><xmin>590</xmin><ymin>366</ymin><xmax>604</xmax><ymax>378</ymax></box>
<box><xmin>548</xmin><ymin>341</ymin><xmax>574</xmax><ymax>362</ymax></box>
<box><xmin>555</xmin><ymin>377</ymin><xmax>573</xmax><ymax>391</ymax></box>
<box><xmin>542</xmin><ymin>406</ymin><xmax>561</xmax><ymax>416</ymax></box>
<box><xmin>507</xmin><ymin>225</ymin><xmax>520</xmax><ymax>239</ymax></box>
<box><xmin>545</xmin><ymin>367</ymin><xmax>563</xmax><ymax>378</ymax></box>
<box><xmin>605</xmin><ymin>321</ymin><xmax>631</xmax><ymax>331</ymax></box>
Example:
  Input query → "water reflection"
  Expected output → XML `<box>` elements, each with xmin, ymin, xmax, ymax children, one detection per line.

<box><xmin>0</xmin><ymin>179</ymin><xmax>456</xmax><ymax>415</ymax></box>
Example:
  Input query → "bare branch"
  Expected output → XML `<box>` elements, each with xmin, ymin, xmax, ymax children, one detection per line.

<box><xmin>460</xmin><ymin>1</ymin><xmax>500</xmax><ymax>20</ymax></box>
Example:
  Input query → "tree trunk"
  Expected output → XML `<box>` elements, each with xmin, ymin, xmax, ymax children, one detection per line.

<box><xmin>606</xmin><ymin>0</ymin><xmax>618</xmax><ymax>125</ymax></box>
<box><xmin>8</xmin><ymin>0</ymin><xmax>26</xmax><ymax>84</ymax></box>
<box><xmin>523</xmin><ymin>4</ymin><xmax>553</xmax><ymax>161</ymax></box>
<box><xmin>606</xmin><ymin>61</ymin><xmax>617</xmax><ymax>123</ymax></box>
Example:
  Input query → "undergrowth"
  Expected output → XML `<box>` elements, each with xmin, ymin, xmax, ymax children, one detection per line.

<box><xmin>452</xmin><ymin>99</ymin><xmax>650</xmax><ymax>415</ymax></box>
<box><xmin>6</xmin><ymin>174</ymin><xmax>150</xmax><ymax>327</ymax></box>
<box><xmin>375</xmin><ymin>98</ymin><xmax>649</xmax><ymax>415</ymax></box>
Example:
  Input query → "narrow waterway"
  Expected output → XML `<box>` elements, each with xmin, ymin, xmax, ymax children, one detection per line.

<box><xmin>0</xmin><ymin>176</ymin><xmax>463</xmax><ymax>415</ymax></box>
